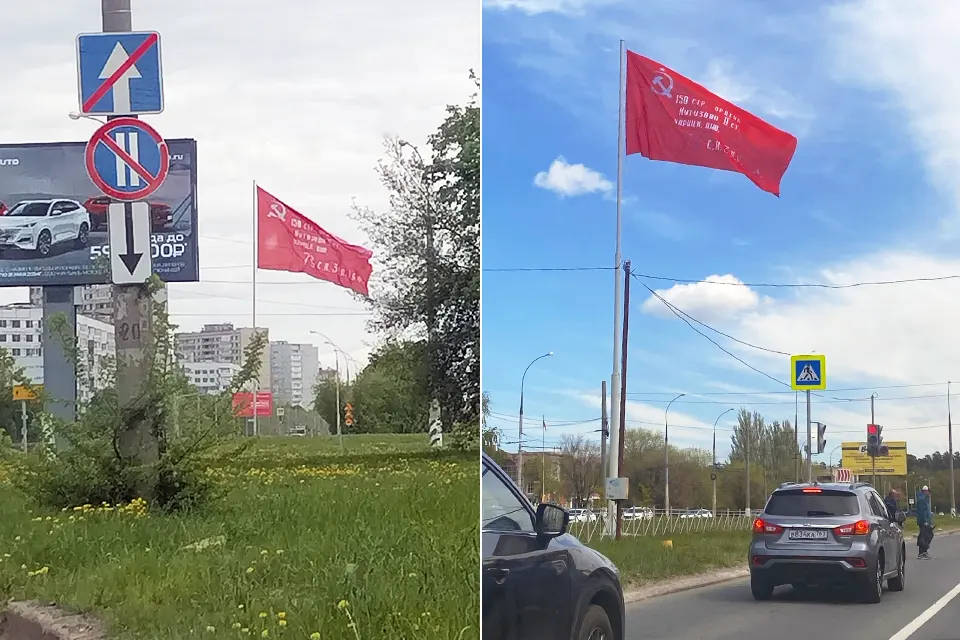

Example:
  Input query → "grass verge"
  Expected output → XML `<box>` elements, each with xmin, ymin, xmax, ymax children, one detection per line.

<box><xmin>0</xmin><ymin>435</ymin><xmax>479</xmax><ymax>640</ymax></box>
<box><xmin>590</xmin><ymin>532</ymin><xmax>750</xmax><ymax>589</ymax></box>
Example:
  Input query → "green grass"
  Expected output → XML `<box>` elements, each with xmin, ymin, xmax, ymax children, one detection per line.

<box><xmin>590</xmin><ymin>532</ymin><xmax>751</xmax><ymax>588</ymax></box>
<box><xmin>0</xmin><ymin>434</ymin><xmax>479</xmax><ymax>640</ymax></box>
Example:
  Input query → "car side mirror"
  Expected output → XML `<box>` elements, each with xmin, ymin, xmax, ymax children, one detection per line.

<box><xmin>895</xmin><ymin>510</ymin><xmax>906</xmax><ymax>525</ymax></box>
<box><xmin>535</xmin><ymin>503</ymin><xmax>569</xmax><ymax>538</ymax></box>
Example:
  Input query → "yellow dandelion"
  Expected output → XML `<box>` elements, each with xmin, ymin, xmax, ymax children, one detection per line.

<box><xmin>261</xmin><ymin>630</ymin><xmax>269</xmax><ymax>638</ymax></box>
<box><xmin>205</xmin><ymin>625</ymin><xmax>216</xmax><ymax>633</ymax></box>
<box><xmin>310</xmin><ymin>633</ymin><xmax>321</xmax><ymax>640</ymax></box>
<box><xmin>238</xmin><ymin>604</ymin><xmax>245</xmax><ymax>609</ymax></box>
<box><xmin>337</xmin><ymin>599</ymin><xmax>349</xmax><ymax>611</ymax></box>
<box><xmin>246</xmin><ymin>566</ymin><xmax>255</xmax><ymax>574</ymax></box>
<box><xmin>278</xmin><ymin>620</ymin><xmax>287</xmax><ymax>628</ymax></box>
<box><xmin>277</xmin><ymin>612</ymin><xmax>285</xmax><ymax>619</ymax></box>
<box><xmin>259</xmin><ymin>611</ymin><xmax>268</xmax><ymax>619</ymax></box>
<box><xmin>232</xmin><ymin>622</ymin><xmax>242</xmax><ymax>629</ymax></box>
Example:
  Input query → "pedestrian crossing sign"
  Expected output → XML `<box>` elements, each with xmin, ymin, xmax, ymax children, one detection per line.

<box><xmin>791</xmin><ymin>354</ymin><xmax>826</xmax><ymax>391</ymax></box>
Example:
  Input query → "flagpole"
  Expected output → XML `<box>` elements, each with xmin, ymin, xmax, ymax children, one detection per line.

<box><xmin>252</xmin><ymin>179</ymin><xmax>259</xmax><ymax>438</ymax></box>
<box><xmin>606</xmin><ymin>38</ymin><xmax>626</xmax><ymax>537</ymax></box>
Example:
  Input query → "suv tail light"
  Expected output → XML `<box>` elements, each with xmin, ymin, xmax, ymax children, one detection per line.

<box><xmin>752</xmin><ymin>518</ymin><xmax>784</xmax><ymax>535</ymax></box>
<box><xmin>834</xmin><ymin>519</ymin><xmax>870</xmax><ymax>536</ymax></box>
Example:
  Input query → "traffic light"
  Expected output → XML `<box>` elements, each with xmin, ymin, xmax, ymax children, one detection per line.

<box><xmin>816</xmin><ymin>423</ymin><xmax>827</xmax><ymax>454</ymax></box>
<box><xmin>867</xmin><ymin>424</ymin><xmax>883</xmax><ymax>456</ymax></box>
<box><xmin>344</xmin><ymin>402</ymin><xmax>354</xmax><ymax>427</ymax></box>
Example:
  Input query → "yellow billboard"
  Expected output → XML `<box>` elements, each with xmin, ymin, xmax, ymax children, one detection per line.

<box><xmin>12</xmin><ymin>384</ymin><xmax>41</xmax><ymax>401</ymax></box>
<box><xmin>840</xmin><ymin>441</ymin><xmax>907</xmax><ymax>475</ymax></box>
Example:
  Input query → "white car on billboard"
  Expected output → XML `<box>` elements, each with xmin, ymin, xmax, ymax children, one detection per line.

<box><xmin>0</xmin><ymin>199</ymin><xmax>91</xmax><ymax>257</ymax></box>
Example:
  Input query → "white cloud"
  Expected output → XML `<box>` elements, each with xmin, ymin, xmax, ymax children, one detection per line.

<box><xmin>828</xmin><ymin>0</ymin><xmax>960</xmax><ymax>222</ymax></box>
<box><xmin>0</xmin><ymin>0</ymin><xmax>478</xmax><ymax>371</ymax></box>
<box><xmin>699</xmin><ymin>59</ymin><xmax>813</xmax><ymax>125</ymax></box>
<box><xmin>483</xmin><ymin>0</ymin><xmax>619</xmax><ymax>16</ymax></box>
<box><xmin>641</xmin><ymin>275</ymin><xmax>761</xmax><ymax>322</ymax></box>
<box><xmin>533</xmin><ymin>156</ymin><xmax>613</xmax><ymax>197</ymax></box>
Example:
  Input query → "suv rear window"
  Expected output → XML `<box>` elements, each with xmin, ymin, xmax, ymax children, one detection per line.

<box><xmin>765</xmin><ymin>489</ymin><xmax>860</xmax><ymax>517</ymax></box>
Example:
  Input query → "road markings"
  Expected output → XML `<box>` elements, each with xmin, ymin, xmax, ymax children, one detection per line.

<box><xmin>888</xmin><ymin>580</ymin><xmax>960</xmax><ymax>640</ymax></box>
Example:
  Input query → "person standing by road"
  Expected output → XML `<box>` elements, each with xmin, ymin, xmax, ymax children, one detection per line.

<box><xmin>884</xmin><ymin>488</ymin><xmax>901</xmax><ymax>522</ymax></box>
<box><xmin>916</xmin><ymin>485</ymin><xmax>934</xmax><ymax>559</ymax></box>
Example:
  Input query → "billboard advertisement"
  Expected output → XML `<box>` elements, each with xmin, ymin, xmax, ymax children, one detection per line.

<box><xmin>233</xmin><ymin>391</ymin><xmax>273</xmax><ymax>418</ymax></box>
<box><xmin>0</xmin><ymin>139</ymin><xmax>198</xmax><ymax>287</ymax></box>
<box><xmin>841</xmin><ymin>441</ymin><xmax>908</xmax><ymax>475</ymax></box>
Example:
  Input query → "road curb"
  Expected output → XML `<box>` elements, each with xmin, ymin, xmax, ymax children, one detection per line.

<box><xmin>622</xmin><ymin>567</ymin><xmax>750</xmax><ymax>604</ymax></box>
<box><xmin>0</xmin><ymin>601</ymin><xmax>105</xmax><ymax>640</ymax></box>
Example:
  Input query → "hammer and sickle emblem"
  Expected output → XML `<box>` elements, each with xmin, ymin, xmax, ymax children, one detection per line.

<box><xmin>268</xmin><ymin>202</ymin><xmax>287</xmax><ymax>222</ymax></box>
<box><xmin>651</xmin><ymin>68</ymin><xmax>674</xmax><ymax>98</ymax></box>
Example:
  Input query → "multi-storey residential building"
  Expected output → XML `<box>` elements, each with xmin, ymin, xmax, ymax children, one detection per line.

<box><xmin>181</xmin><ymin>361</ymin><xmax>241</xmax><ymax>395</ymax></box>
<box><xmin>175</xmin><ymin>323</ymin><xmax>271</xmax><ymax>391</ymax></box>
<box><xmin>0</xmin><ymin>304</ymin><xmax>114</xmax><ymax>403</ymax></box>
<box><xmin>30</xmin><ymin>285</ymin><xmax>114</xmax><ymax>324</ymax></box>
<box><xmin>269</xmin><ymin>341</ymin><xmax>319</xmax><ymax>407</ymax></box>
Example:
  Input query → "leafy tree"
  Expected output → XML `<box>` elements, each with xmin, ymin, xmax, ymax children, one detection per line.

<box><xmin>312</xmin><ymin>376</ymin><xmax>351</xmax><ymax>435</ymax></box>
<box><xmin>352</xmin><ymin>340</ymin><xmax>428</xmax><ymax>433</ymax></box>
<box><xmin>22</xmin><ymin>276</ymin><xmax>266</xmax><ymax>511</ymax></box>
<box><xmin>558</xmin><ymin>434</ymin><xmax>602</xmax><ymax>508</ymax></box>
<box><xmin>353</xmin><ymin>73</ymin><xmax>480</xmax><ymax>439</ymax></box>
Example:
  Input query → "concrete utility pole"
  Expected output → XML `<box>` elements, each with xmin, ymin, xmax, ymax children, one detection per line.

<box><xmin>103</xmin><ymin>0</ymin><xmax>160</xmax><ymax>486</ymax></box>
<box><xmin>949</xmin><ymin>382</ymin><xmax>956</xmax><ymax>516</ymax></box>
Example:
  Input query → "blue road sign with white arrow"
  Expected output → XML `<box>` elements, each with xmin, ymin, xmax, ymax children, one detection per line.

<box><xmin>76</xmin><ymin>31</ymin><xmax>164</xmax><ymax>116</ymax></box>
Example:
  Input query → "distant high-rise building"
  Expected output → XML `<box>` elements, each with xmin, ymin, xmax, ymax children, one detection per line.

<box><xmin>181</xmin><ymin>361</ymin><xmax>242</xmax><ymax>395</ymax></box>
<box><xmin>269</xmin><ymin>341</ymin><xmax>319</xmax><ymax>408</ymax></box>
<box><xmin>175</xmin><ymin>323</ymin><xmax>271</xmax><ymax>391</ymax></box>
<box><xmin>0</xmin><ymin>303</ymin><xmax>114</xmax><ymax>403</ymax></box>
<box><xmin>30</xmin><ymin>285</ymin><xmax>114</xmax><ymax>324</ymax></box>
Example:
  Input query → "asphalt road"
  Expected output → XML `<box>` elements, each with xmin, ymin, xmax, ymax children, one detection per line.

<box><xmin>626</xmin><ymin>531</ymin><xmax>960</xmax><ymax>640</ymax></box>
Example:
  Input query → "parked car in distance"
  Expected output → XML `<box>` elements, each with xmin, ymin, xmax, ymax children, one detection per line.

<box><xmin>679</xmin><ymin>508</ymin><xmax>714</xmax><ymax>519</ymax></box>
<box><xmin>83</xmin><ymin>196</ymin><xmax>174</xmax><ymax>232</ymax></box>
<box><xmin>0</xmin><ymin>201</ymin><xmax>7</xmax><ymax>216</ymax></box>
<box><xmin>622</xmin><ymin>506</ymin><xmax>653</xmax><ymax>520</ymax></box>
<box><xmin>748</xmin><ymin>481</ymin><xmax>906</xmax><ymax>603</ymax></box>
<box><xmin>482</xmin><ymin>452</ymin><xmax>625</xmax><ymax>640</ymax></box>
<box><xmin>0</xmin><ymin>199</ymin><xmax>90</xmax><ymax>257</ymax></box>
<box><xmin>568</xmin><ymin>508</ymin><xmax>598</xmax><ymax>523</ymax></box>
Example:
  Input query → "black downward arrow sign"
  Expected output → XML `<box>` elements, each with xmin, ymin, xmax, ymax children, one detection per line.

<box><xmin>119</xmin><ymin>202</ymin><xmax>143</xmax><ymax>275</ymax></box>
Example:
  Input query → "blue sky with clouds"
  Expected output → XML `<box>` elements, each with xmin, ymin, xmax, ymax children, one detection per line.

<box><xmin>481</xmin><ymin>0</ymin><xmax>960</xmax><ymax>460</ymax></box>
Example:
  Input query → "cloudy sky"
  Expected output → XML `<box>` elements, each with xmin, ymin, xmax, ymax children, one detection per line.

<box><xmin>0</xmin><ymin>0</ymin><xmax>478</xmax><ymax>372</ymax></box>
<box><xmin>482</xmin><ymin>0</ymin><xmax>960</xmax><ymax>460</ymax></box>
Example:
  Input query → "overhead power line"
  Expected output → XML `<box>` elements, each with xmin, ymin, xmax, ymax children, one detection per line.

<box><xmin>481</xmin><ymin>264</ymin><xmax>960</xmax><ymax>290</ymax></box>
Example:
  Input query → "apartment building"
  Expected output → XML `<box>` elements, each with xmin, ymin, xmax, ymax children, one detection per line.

<box><xmin>175</xmin><ymin>323</ymin><xmax>271</xmax><ymax>391</ymax></box>
<box><xmin>0</xmin><ymin>304</ymin><xmax>114</xmax><ymax>402</ymax></box>
<box><xmin>269</xmin><ymin>341</ymin><xmax>319</xmax><ymax>407</ymax></box>
<box><xmin>30</xmin><ymin>285</ymin><xmax>114</xmax><ymax>324</ymax></box>
<box><xmin>181</xmin><ymin>361</ymin><xmax>242</xmax><ymax>395</ymax></box>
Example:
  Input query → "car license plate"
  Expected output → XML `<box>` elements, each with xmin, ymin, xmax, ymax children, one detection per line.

<box><xmin>788</xmin><ymin>529</ymin><xmax>828</xmax><ymax>540</ymax></box>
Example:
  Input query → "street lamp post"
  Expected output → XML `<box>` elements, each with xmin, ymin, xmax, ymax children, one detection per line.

<box><xmin>518</xmin><ymin>352</ymin><xmax>553</xmax><ymax>492</ymax></box>
<box><xmin>664</xmin><ymin>392</ymin><xmax>686</xmax><ymax>516</ymax></box>
<box><xmin>712</xmin><ymin>408</ymin><xmax>734</xmax><ymax>516</ymax></box>
<box><xmin>828</xmin><ymin>444</ymin><xmax>843</xmax><ymax>470</ymax></box>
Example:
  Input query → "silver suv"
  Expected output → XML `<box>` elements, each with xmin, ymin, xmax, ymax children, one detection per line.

<box><xmin>748</xmin><ymin>482</ymin><xmax>906</xmax><ymax>603</ymax></box>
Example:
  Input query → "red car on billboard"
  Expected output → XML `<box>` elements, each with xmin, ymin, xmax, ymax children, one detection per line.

<box><xmin>83</xmin><ymin>196</ymin><xmax>173</xmax><ymax>232</ymax></box>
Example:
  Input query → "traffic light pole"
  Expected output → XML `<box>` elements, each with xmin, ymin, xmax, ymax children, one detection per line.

<box><xmin>871</xmin><ymin>395</ymin><xmax>876</xmax><ymax>487</ymax></box>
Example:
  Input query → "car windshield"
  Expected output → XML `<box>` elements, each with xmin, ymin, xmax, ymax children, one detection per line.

<box><xmin>765</xmin><ymin>489</ymin><xmax>860</xmax><ymax>517</ymax></box>
<box><xmin>6</xmin><ymin>202</ymin><xmax>48</xmax><ymax>217</ymax></box>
